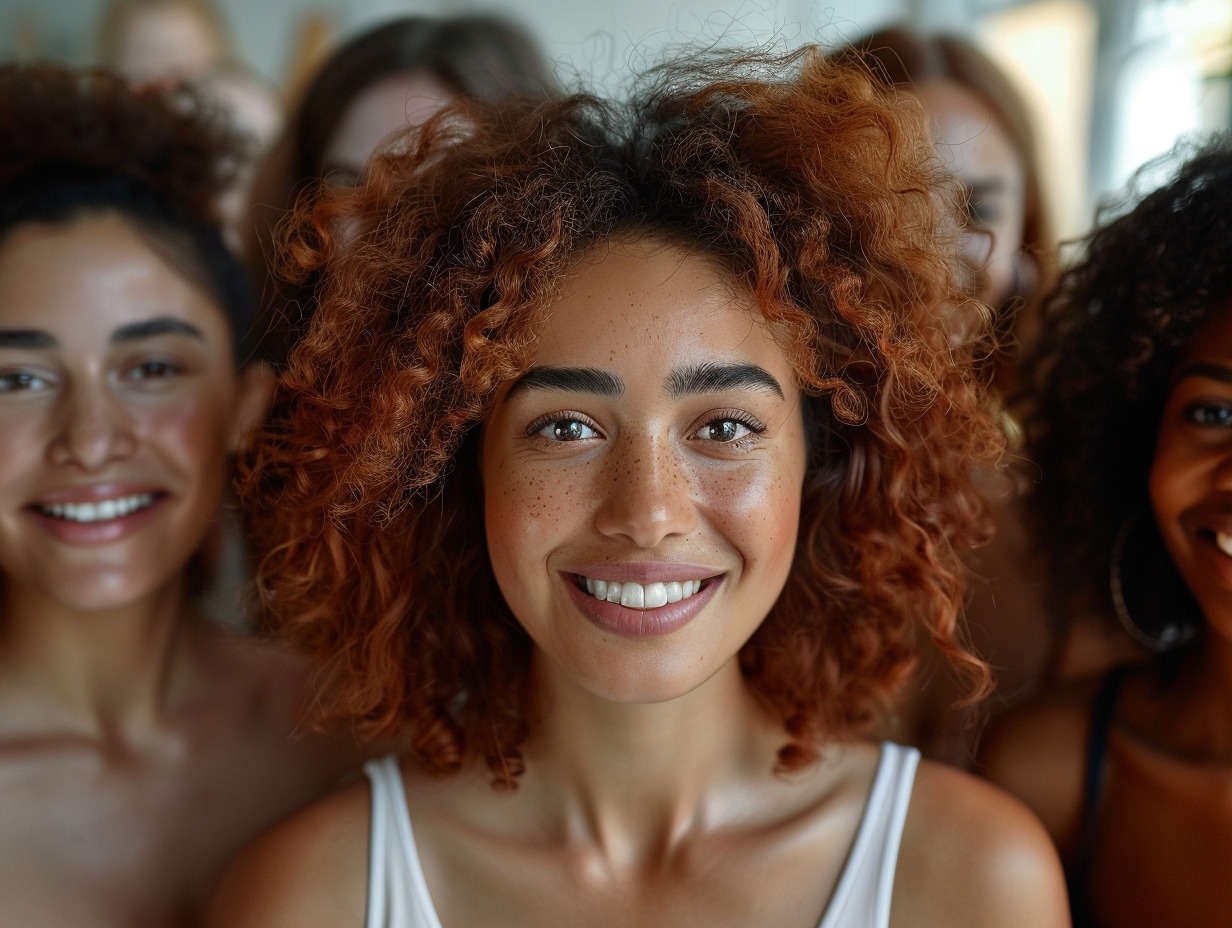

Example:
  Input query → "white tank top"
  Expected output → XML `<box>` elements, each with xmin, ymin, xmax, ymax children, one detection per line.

<box><xmin>364</xmin><ymin>742</ymin><xmax>920</xmax><ymax>928</ymax></box>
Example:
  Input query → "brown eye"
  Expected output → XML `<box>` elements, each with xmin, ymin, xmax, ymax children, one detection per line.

<box><xmin>694</xmin><ymin>418</ymin><xmax>754</xmax><ymax>442</ymax></box>
<box><xmin>0</xmin><ymin>371</ymin><xmax>49</xmax><ymax>392</ymax></box>
<box><xmin>1184</xmin><ymin>401</ymin><xmax>1232</xmax><ymax>427</ymax></box>
<box><xmin>537</xmin><ymin>418</ymin><xmax>597</xmax><ymax>441</ymax></box>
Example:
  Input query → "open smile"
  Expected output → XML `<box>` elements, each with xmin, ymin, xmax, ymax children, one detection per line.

<box><xmin>564</xmin><ymin>571</ymin><xmax>724</xmax><ymax>639</ymax></box>
<box><xmin>34</xmin><ymin>493</ymin><xmax>158</xmax><ymax>523</ymax></box>
<box><xmin>576</xmin><ymin>575</ymin><xmax>707</xmax><ymax>609</ymax></box>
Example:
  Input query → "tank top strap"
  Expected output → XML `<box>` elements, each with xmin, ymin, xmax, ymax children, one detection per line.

<box><xmin>1070</xmin><ymin>665</ymin><xmax>1131</xmax><ymax>927</ymax></box>
<box><xmin>818</xmin><ymin>742</ymin><xmax>920</xmax><ymax>928</ymax></box>
<box><xmin>364</xmin><ymin>755</ymin><xmax>443</xmax><ymax>928</ymax></box>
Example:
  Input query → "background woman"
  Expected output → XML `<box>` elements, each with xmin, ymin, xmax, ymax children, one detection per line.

<box><xmin>834</xmin><ymin>27</ymin><xmax>1063</xmax><ymax>761</ymax></box>
<box><xmin>0</xmin><ymin>65</ymin><xmax>355</xmax><ymax>926</ymax></box>
<box><xmin>213</xmin><ymin>49</ymin><xmax>1066</xmax><ymax>927</ymax></box>
<box><xmin>981</xmin><ymin>136</ymin><xmax>1232</xmax><ymax>927</ymax></box>
<box><xmin>244</xmin><ymin>14</ymin><xmax>556</xmax><ymax>367</ymax></box>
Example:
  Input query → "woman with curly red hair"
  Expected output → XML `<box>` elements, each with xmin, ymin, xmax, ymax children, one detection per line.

<box><xmin>212</xmin><ymin>48</ymin><xmax>1067</xmax><ymax>927</ymax></box>
<box><xmin>0</xmin><ymin>65</ymin><xmax>357</xmax><ymax>926</ymax></box>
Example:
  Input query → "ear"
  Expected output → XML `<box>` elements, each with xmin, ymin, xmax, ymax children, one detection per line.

<box><xmin>227</xmin><ymin>361</ymin><xmax>277</xmax><ymax>453</ymax></box>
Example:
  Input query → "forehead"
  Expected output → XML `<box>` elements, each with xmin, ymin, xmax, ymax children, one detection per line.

<box><xmin>0</xmin><ymin>214</ymin><xmax>230</xmax><ymax>344</ymax></box>
<box><xmin>530</xmin><ymin>238</ymin><xmax>794</xmax><ymax>378</ymax></box>
<box><xmin>915</xmin><ymin>80</ymin><xmax>1021</xmax><ymax>179</ymax></box>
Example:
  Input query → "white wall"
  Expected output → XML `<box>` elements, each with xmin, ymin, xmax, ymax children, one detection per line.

<box><xmin>3</xmin><ymin>0</ymin><xmax>914</xmax><ymax>90</ymax></box>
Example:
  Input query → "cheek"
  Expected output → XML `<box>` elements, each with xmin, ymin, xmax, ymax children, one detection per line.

<box><xmin>700</xmin><ymin>456</ymin><xmax>805</xmax><ymax>575</ymax></box>
<box><xmin>482</xmin><ymin>449</ymin><xmax>586</xmax><ymax>598</ymax></box>
<box><xmin>141</xmin><ymin>391</ymin><xmax>237</xmax><ymax>483</ymax></box>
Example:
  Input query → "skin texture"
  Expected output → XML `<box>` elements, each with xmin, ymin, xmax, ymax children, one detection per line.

<box><xmin>981</xmin><ymin>306</ymin><xmax>1232</xmax><ymax>926</ymax></box>
<box><xmin>0</xmin><ymin>214</ymin><xmax>356</xmax><ymax>927</ymax></box>
<box><xmin>317</xmin><ymin>73</ymin><xmax>454</xmax><ymax>186</ymax></box>
<box><xmin>210</xmin><ymin>241</ymin><xmax>1068</xmax><ymax>928</ymax></box>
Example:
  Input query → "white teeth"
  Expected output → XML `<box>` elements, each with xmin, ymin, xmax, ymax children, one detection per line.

<box><xmin>1217</xmin><ymin>532</ymin><xmax>1232</xmax><ymax>557</ymax></box>
<box><xmin>40</xmin><ymin>494</ymin><xmax>155</xmax><ymax>523</ymax></box>
<box><xmin>620</xmin><ymin>582</ymin><xmax>644</xmax><ymax>608</ymax></box>
<box><xmin>582</xmin><ymin>576</ymin><xmax>705</xmax><ymax>609</ymax></box>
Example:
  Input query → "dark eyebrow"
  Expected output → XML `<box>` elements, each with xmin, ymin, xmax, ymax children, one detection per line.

<box><xmin>665</xmin><ymin>362</ymin><xmax>784</xmax><ymax>399</ymax></box>
<box><xmin>111</xmin><ymin>317</ymin><xmax>205</xmax><ymax>344</ymax></box>
<box><xmin>1175</xmin><ymin>362</ymin><xmax>1232</xmax><ymax>386</ymax></box>
<box><xmin>503</xmin><ymin>366</ymin><xmax>625</xmax><ymax>401</ymax></box>
<box><xmin>0</xmin><ymin>329</ymin><xmax>56</xmax><ymax>349</ymax></box>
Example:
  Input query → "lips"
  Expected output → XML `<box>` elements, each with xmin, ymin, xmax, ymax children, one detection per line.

<box><xmin>564</xmin><ymin>567</ymin><xmax>723</xmax><ymax>639</ymax></box>
<box><xmin>25</xmin><ymin>485</ymin><xmax>167</xmax><ymax>545</ymax></box>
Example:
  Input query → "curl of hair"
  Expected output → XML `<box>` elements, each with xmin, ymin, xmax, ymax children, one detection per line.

<box><xmin>0</xmin><ymin>63</ymin><xmax>238</xmax><ymax>220</ymax></box>
<box><xmin>832</xmin><ymin>26</ymin><xmax>1054</xmax><ymax>388</ymax></box>
<box><xmin>0</xmin><ymin>64</ymin><xmax>256</xmax><ymax>360</ymax></box>
<box><xmin>240</xmin><ymin>47</ymin><xmax>1002</xmax><ymax>786</ymax></box>
<box><xmin>1025</xmin><ymin>134</ymin><xmax>1232</xmax><ymax>624</ymax></box>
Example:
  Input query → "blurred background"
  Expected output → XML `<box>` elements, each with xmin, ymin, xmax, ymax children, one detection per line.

<box><xmin>2</xmin><ymin>0</ymin><xmax>1229</xmax><ymax>241</ymax></box>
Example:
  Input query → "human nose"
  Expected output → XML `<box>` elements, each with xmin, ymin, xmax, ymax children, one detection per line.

<box><xmin>1214</xmin><ymin>452</ymin><xmax>1232</xmax><ymax>493</ymax></box>
<box><xmin>593</xmin><ymin>436</ymin><xmax>697</xmax><ymax>547</ymax></box>
<box><xmin>47</xmin><ymin>384</ymin><xmax>137</xmax><ymax>470</ymax></box>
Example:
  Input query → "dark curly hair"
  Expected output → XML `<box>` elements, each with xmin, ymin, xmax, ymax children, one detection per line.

<box><xmin>1025</xmin><ymin>134</ymin><xmax>1232</xmax><ymax>630</ymax></box>
<box><xmin>240</xmin><ymin>47</ymin><xmax>1003</xmax><ymax>786</ymax></box>
<box><xmin>0</xmin><ymin>63</ymin><xmax>256</xmax><ymax>363</ymax></box>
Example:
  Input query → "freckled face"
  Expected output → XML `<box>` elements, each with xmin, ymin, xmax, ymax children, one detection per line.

<box><xmin>481</xmin><ymin>240</ymin><xmax>808</xmax><ymax>703</ymax></box>
<box><xmin>0</xmin><ymin>214</ymin><xmax>258</xmax><ymax>613</ymax></box>
<box><xmin>1150</xmin><ymin>306</ymin><xmax>1232</xmax><ymax>639</ymax></box>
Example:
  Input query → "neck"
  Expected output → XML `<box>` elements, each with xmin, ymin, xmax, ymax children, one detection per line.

<box><xmin>519</xmin><ymin>655</ymin><xmax>784</xmax><ymax>861</ymax></box>
<box><xmin>0</xmin><ymin>578</ymin><xmax>195</xmax><ymax>740</ymax></box>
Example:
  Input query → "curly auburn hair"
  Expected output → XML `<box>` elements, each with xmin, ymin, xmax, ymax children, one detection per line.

<box><xmin>0</xmin><ymin>63</ymin><xmax>256</xmax><ymax>361</ymax></box>
<box><xmin>241</xmin><ymin>47</ymin><xmax>1003</xmax><ymax>785</ymax></box>
<box><xmin>1025</xmin><ymin>135</ymin><xmax>1232</xmax><ymax>626</ymax></box>
<box><xmin>832</xmin><ymin>27</ymin><xmax>1054</xmax><ymax>389</ymax></box>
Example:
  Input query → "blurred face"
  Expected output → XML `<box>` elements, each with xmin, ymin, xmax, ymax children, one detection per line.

<box><xmin>110</xmin><ymin>3</ymin><xmax>222</xmax><ymax>85</ymax></box>
<box><xmin>482</xmin><ymin>240</ymin><xmax>807</xmax><ymax>703</ymax></box>
<box><xmin>1150</xmin><ymin>306</ymin><xmax>1232</xmax><ymax>637</ymax></box>
<box><xmin>0</xmin><ymin>214</ymin><xmax>264</xmax><ymax>612</ymax></box>
<box><xmin>916</xmin><ymin>80</ymin><xmax>1027</xmax><ymax>307</ymax></box>
<box><xmin>318</xmin><ymin>73</ymin><xmax>454</xmax><ymax>186</ymax></box>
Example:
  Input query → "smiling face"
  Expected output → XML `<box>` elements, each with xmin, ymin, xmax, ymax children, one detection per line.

<box><xmin>1150</xmin><ymin>305</ymin><xmax>1232</xmax><ymax>639</ymax></box>
<box><xmin>0</xmin><ymin>213</ymin><xmax>265</xmax><ymax>613</ymax></box>
<box><xmin>916</xmin><ymin>79</ymin><xmax>1027</xmax><ymax>308</ymax></box>
<box><xmin>481</xmin><ymin>239</ymin><xmax>807</xmax><ymax>703</ymax></box>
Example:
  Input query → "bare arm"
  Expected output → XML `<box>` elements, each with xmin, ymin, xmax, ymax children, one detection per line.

<box><xmin>978</xmin><ymin>685</ymin><xmax>1095</xmax><ymax>864</ymax></box>
<box><xmin>893</xmin><ymin>762</ymin><xmax>1070</xmax><ymax>928</ymax></box>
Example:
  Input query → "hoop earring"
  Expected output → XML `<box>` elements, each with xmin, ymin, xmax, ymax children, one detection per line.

<box><xmin>1109</xmin><ymin>514</ymin><xmax>1199</xmax><ymax>653</ymax></box>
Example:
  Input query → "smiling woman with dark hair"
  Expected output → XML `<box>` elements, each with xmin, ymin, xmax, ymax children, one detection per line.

<box><xmin>0</xmin><ymin>65</ymin><xmax>357</xmax><ymax>927</ymax></box>
<box><xmin>212</xmin><ymin>47</ymin><xmax>1066</xmax><ymax>928</ymax></box>
<box><xmin>981</xmin><ymin>135</ymin><xmax>1232</xmax><ymax>928</ymax></box>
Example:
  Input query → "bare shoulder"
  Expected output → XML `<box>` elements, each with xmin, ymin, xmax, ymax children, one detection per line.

<box><xmin>893</xmin><ymin>760</ymin><xmax>1069</xmax><ymax>928</ymax></box>
<box><xmin>206</xmin><ymin>773</ymin><xmax>371</xmax><ymax>928</ymax></box>
<box><xmin>977</xmin><ymin>677</ymin><xmax>1102</xmax><ymax>857</ymax></box>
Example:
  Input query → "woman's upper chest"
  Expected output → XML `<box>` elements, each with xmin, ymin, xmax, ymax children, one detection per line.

<box><xmin>1091</xmin><ymin>731</ymin><xmax>1232</xmax><ymax>926</ymax></box>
